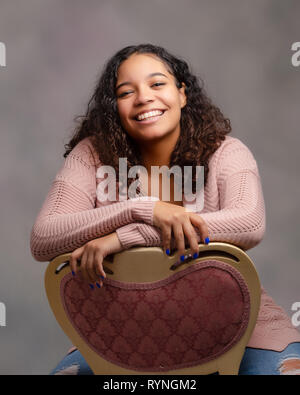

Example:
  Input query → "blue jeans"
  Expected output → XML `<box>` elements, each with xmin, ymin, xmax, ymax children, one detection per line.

<box><xmin>50</xmin><ymin>342</ymin><xmax>300</xmax><ymax>375</ymax></box>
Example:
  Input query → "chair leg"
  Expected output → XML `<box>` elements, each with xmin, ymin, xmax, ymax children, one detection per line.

<box><xmin>218</xmin><ymin>363</ymin><xmax>240</xmax><ymax>375</ymax></box>
<box><xmin>216</xmin><ymin>348</ymin><xmax>244</xmax><ymax>375</ymax></box>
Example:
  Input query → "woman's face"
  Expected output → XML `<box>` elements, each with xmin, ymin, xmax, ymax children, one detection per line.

<box><xmin>116</xmin><ymin>53</ymin><xmax>186</xmax><ymax>144</ymax></box>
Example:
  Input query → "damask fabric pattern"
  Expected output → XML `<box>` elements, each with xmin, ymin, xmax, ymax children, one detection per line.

<box><xmin>61</xmin><ymin>260</ymin><xmax>250</xmax><ymax>372</ymax></box>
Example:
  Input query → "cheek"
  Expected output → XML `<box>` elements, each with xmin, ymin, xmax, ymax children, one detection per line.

<box><xmin>163</xmin><ymin>89</ymin><xmax>183</xmax><ymax>112</ymax></box>
<box><xmin>117</xmin><ymin>104</ymin><xmax>130</xmax><ymax>126</ymax></box>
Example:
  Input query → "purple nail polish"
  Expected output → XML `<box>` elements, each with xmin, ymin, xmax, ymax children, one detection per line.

<box><xmin>71</xmin><ymin>271</ymin><xmax>75</xmax><ymax>276</ymax></box>
<box><xmin>166</xmin><ymin>249</ymin><xmax>170</xmax><ymax>255</ymax></box>
<box><xmin>89</xmin><ymin>283</ymin><xmax>94</xmax><ymax>290</ymax></box>
<box><xmin>180</xmin><ymin>255</ymin><xmax>185</xmax><ymax>262</ymax></box>
<box><xmin>205</xmin><ymin>237</ymin><xmax>210</xmax><ymax>244</ymax></box>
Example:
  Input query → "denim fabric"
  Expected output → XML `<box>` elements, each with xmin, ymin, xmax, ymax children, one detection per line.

<box><xmin>238</xmin><ymin>342</ymin><xmax>300</xmax><ymax>375</ymax></box>
<box><xmin>50</xmin><ymin>342</ymin><xmax>300</xmax><ymax>375</ymax></box>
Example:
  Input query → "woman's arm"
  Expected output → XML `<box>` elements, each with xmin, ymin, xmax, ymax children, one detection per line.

<box><xmin>30</xmin><ymin>138</ymin><xmax>156</xmax><ymax>262</ymax></box>
<box><xmin>115</xmin><ymin>138</ymin><xmax>266</xmax><ymax>252</ymax></box>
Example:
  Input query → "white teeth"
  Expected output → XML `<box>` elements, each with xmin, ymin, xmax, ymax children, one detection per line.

<box><xmin>136</xmin><ymin>110</ymin><xmax>163</xmax><ymax>121</ymax></box>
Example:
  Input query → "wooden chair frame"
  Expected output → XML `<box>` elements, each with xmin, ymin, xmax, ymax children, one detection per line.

<box><xmin>45</xmin><ymin>242</ymin><xmax>261</xmax><ymax>375</ymax></box>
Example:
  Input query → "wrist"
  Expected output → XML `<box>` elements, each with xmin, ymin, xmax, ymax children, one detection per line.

<box><xmin>104</xmin><ymin>232</ymin><xmax>123</xmax><ymax>255</ymax></box>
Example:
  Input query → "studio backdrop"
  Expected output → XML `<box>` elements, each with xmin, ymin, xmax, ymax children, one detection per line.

<box><xmin>0</xmin><ymin>0</ymin><xmax>299</xmax><ymax>374</ymax></box>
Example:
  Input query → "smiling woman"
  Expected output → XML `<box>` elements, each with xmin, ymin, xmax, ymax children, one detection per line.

<box><xmin>30</xmin><ymin>43</ymin><xmax>300</xmax><ymax>375</ymax></box>
<box><xmin>65</xmin><ymin>43</ymin><xmax>230</xmax><ymax>193</ymax></box>
<box><xmin>115</xmin><ymin>53</ymin><xmax>186</xmax><ymax>160</ymax></box>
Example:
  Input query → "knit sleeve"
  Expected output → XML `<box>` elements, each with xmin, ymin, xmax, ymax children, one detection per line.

<box><xmin>116</xmin><ymin>138</ymin><xmax>266</xmax><ymax>252</ymax></box>
<box><xmin>30</xmin><ymin>138</ymin><xmax>155</xmax><ymax>262</ymax></box>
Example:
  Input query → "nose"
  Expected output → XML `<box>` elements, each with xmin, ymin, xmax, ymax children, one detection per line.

<box><xmin>134</xmin><ymin>86</ymin><xmax>154</xmax><ymax>105</ymax></box>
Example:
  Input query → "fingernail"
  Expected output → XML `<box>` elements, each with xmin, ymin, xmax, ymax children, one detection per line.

<box><xmin>96</xmin><ymin>282</ymin><xmax>101</xmax><ymax>288</ymax></box>
<box><xmin>71</xmin><ymin>271</ymin><xmax>75</xmax><ymax>276</ymax></box>
<box><xmin>89</xmin><ymin>283</ymin><xmax>94</xmax><ymax>290</ymax></box>
<box><xmin>193</xmin><ymin>252</ymin><xmax>198</xmax><ymax>259</ymax></box>
<box><xmin>166</xmin><ymin>249</ymin><xmax>170</xmax><ymax>255</ymax></box>
<box><xmin>99</xmin><ymin>275</ymin><xmax>105</xmax><ymax>280</ymax></box>
<box><xmin>205</xmin><ymin>237</ymin><xmax>210</xmax><ymax>244</ymax></box>
<box><xmin>180</xmin><ymin>255</ymin><xmax>185</xmax><ymax>262</ymax></box>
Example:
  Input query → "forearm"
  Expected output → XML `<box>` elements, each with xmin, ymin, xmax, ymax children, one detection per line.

<box><xmin>30</xmin><ymin>180</ymin><xmax>155</xmax><ymax>262</ymax></box>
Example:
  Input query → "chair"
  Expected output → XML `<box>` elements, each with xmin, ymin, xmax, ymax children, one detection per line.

<box><xmin>44</xmin><ymin>242</ymin><xmax>261</xmax><ymax>375</ymax></box>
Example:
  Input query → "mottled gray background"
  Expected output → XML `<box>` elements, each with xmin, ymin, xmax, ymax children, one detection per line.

<box><xmin>0</xmin><ymin>0</ymin><xmax>299</xmax><ymax>374</ymax></box>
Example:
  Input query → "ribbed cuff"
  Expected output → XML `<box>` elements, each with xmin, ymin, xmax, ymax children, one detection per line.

<box><xmin>131</xmin><ymin>198</ymin><xmax>157</xmax><ymax>226</ymax></box>
<box><xmin>116</xmin><ymin>224</ymin><xmax>147</xmax><ymax>249</ymax></box>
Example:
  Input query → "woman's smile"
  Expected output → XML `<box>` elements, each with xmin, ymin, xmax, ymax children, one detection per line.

<box><xmin>134</xmin><ymin>109</ymin><xmax>166</xmax><ymax>125</ymax></box>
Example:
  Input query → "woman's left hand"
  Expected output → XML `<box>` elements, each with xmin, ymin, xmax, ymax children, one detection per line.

<box><xmin>69</xmin><ymin>232</ymin><xmax>123</xmax><ymax>286</ymax></box>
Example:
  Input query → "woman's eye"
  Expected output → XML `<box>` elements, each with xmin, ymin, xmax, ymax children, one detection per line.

<box><xmin>117</xmin><ymin>83</ymin><xmax>165</xmax><ymax>98</ymax></box>
<box><xmin>118</xmin><ymin>91</ymin><xmax>131</xmax><ymax>98</ymax></box>
<box><xmin>152</xmin><ymin>82</ymin><xmax>165</xmax><ymax>87</ymax></box>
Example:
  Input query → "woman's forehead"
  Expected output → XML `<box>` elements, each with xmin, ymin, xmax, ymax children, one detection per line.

<box><xmin>116</xmin><ymin>53</ymin><xmax>173</xmax><ymax>82</ymax></box>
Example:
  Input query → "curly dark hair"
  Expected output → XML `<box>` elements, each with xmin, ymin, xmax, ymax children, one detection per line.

<box><xmin>64</xmin><ymin>43</ymin><xmax>231</xmax><ymax>196</ymax></box>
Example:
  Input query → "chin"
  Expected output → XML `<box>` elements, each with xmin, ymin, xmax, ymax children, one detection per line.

<box><xmin>141</xmin><ymin>132</ymin><xmax>169</xmax><ymax>141</ymax></box>
<box><xmin>131</xmin><ymin>129</ymin><xmax>166</xmax><ymax>140</ymax></box>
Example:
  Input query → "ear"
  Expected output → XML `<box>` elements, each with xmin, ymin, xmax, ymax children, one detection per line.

<box><xmin>179</xmin><ymin>82</ymin><xmax>187</xmax><ymax>109</ymax></box>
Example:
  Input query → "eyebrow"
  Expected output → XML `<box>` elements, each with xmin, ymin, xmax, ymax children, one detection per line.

<box><xmin>116</xmin><ymin>72</ymin><xmax>168</xmax><ymax>92</ymax></box>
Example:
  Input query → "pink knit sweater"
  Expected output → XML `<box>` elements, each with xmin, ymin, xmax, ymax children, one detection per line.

<box><xmin>30</xmin><ymin>135</ymin><xmax>300</xmax><ymax>351</ymax></box>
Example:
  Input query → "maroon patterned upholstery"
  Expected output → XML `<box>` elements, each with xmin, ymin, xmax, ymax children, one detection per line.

<box><xmin>60</xmin><ymin>260</ymin><xmax>250</xmax><ymax>372</ymax></box>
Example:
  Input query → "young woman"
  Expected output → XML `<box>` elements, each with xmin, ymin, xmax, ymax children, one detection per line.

<box><xmin>30</xmin><ymin>44</ymin><xmax>300</xmax><ymax>375</ymax></box>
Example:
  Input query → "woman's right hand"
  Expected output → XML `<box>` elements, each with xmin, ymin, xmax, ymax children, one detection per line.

<box><xmin>153</xmin><ymin>201</ymin><xmax>209</xmax><ymax>260</ymax></box>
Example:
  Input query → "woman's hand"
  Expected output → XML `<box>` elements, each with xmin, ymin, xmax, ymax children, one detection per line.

<box><xmin>69</xmin><ymin>232</ymin><xmax>123</xmax><ymax>286</ymax></box>
<box><xmin>153</xmin><ymin>201</ymin><xmax>209</xmax><ymax>260</ymax></box>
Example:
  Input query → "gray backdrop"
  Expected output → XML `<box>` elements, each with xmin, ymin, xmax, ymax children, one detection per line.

<box><xmin>0</xmin><ymin>0</ymin><xmax>299</xmax><ymax>374</ymax></box>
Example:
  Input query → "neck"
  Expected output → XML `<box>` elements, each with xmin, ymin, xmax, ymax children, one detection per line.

<box><xmin>138</xmin><ymin>130</ymin><xmax>180</xmax><ymax>173</ymax></box>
